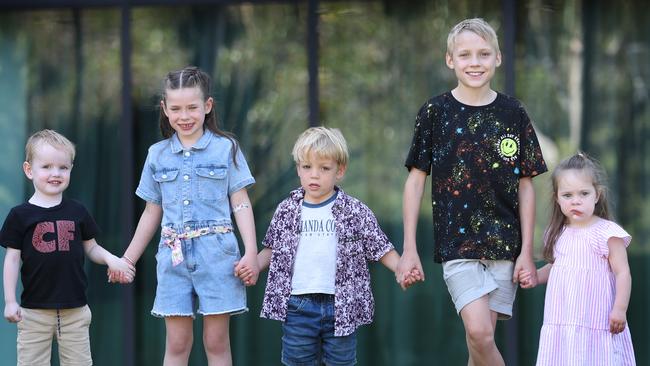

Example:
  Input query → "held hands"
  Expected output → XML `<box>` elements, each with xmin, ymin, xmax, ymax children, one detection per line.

<box><xmin>4</xmin><ymin>302</ymin><xmax>22</xmax><ymax>323</ymax></box>
<box><xmin>233</xmin><ymin>252</ymin><xmax>260</xmax><ymax>286</ymax></box>
<box><xmin>517</xmin><ymin>269</ymin><xmax>537</xmax><ymax>289</ymax></box>
<box><xmin>396</xmin><ymin>251</ymin><xmax>425</xmax><ymax>290</ymax></box>
<box><xmin>609</xmin><ymin>308</ymin><xmax>627</xmax><ymax>334</ymax></box>
<box><xmin>400</xmin><ymin>268</ymin><xmax>424</xmax><ymax>289</ymax></box>
<box><xmin>514</xmin><ymin>255</ymin><xmax>537</xmax><ymax>288</ymax></box>
<box><xmin>107</xmin><ymin>256</ymin><xmax>136</xmax><ymax>284</ymax></box>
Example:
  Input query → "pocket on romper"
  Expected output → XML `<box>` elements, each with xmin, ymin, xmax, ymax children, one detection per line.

<box><xmin>153</xmin><ymin>169</ymin><xmax>180</xmax><ymax>204</ymax></box>
<box><xmin>195</xmin><ymin>165</ymin><xmax>227</xmax><ymax>202</ymax></box>
<box><xmin>213</xmin><ymin>232</ymin><xmax>239</xmax><ymax>256</ymax></box>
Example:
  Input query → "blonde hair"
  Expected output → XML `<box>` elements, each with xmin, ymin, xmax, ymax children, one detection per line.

<box><xmin>292</xmin><ymin>127</ymin><xmax>349</xmax><ymax>167</ymax></box>
<box><xmin>543</xmin><ymin>152</ymin><xmax>611</xmax><ymax>262</ymax></box>
<box><xmin>25</xmin><ymin>129</ymin><xmax>76</xmax><ymax>163</ymax></box>
<box><xmin>447</xmin><ymin>18</ymin><xmax>500</xmax><ymax>55</ymax></box>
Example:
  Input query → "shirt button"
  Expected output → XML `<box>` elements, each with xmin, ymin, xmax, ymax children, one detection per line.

<box><xmin>183</xmin><ymin>200</ymin><xmax>190</xmax><ymax>205</ymax></box>
<box><xmin>209</xmin><ymin>171</ymin><xmax>215</xmax><ymax>176</ymax></box>
<box><xmin>161</xmin><ymin>174</ymin><xmax>167</xmax><ymax>179</ymax></box>
<box><xmin>183</xmin><ymin>175</ymin><xmax>189</xmax><ymax>181</ymax></box>
<box><xmin>185</xmin><ymin>226</ymin><xmax>191</xmax><ymax>231</ymax></box>
<box><xmin>184</xmin><ymin>151</ymin><xmax>191</xmax><ymax>157</ymax></box>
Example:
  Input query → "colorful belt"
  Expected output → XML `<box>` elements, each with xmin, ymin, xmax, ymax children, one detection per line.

<box><xmin>161</xmin><ymin>225</ymin><xmax>233</xmax><ymax>266</ymax></box>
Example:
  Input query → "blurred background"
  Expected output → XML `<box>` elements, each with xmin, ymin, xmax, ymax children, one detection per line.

<box><xmin>0</xmin><ymin>0</ymin><xmax>648</xmax><ymax>365</ymax></box>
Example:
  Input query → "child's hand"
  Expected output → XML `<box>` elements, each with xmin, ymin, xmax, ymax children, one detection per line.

<box><xmin>108</xmin><ymin>269</ymin><xmax>134</xmax><ymax>284</ymax></box>
<box><xmin>396</xmin><ymin>252</ymin><xmax>425</xmax><ymax>290</ymax></box>
<box><xmin>107</xmin><ymin>256</ymin><xmax>136</xmax><ymax>284</ymax></box>
<box><xmin>609</xmin><ymin>308</ymin><xmax>627</xmax><ymax>334</ymax></box>
<box><xmin>518</xmin><ymin>269</ymin><xmax>537</xmax><ymax>289</ymax></box>
<box><xmin>399</xmin><ymin>268</ymin><xmax>424</xmax><ymax>290</ymax></box>
<box><xmin>4</xmin><ymin>302</ymin><xmax>22</xmax><ymax>323</ymax></box>
<box><xmin>234</xmin><ymin>252</ymin><xmax>260</xmax><ymax>286</ymax></box>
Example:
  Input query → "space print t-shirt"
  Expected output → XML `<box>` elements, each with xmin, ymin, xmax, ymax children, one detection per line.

<box><xmin>405</xmin><ymin>92</ymin><xmax>547</xmax><ymax>263</ymax></box>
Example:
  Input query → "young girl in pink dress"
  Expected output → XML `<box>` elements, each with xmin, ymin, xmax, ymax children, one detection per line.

<box><xmin>520</xmin><ymin>152</ymin><xmax>636</xmax><ymax>365</ymax></box>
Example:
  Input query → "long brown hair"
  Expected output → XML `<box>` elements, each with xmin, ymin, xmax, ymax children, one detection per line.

<box><xmin>159</xmin><ymin>66</ymin><xmax>239</xmax><ymax>166</ymax></box>
<box><xmin>543</xmin><ymin>152</ymin><xmax>612</xmax><ymax>262</ymax></box>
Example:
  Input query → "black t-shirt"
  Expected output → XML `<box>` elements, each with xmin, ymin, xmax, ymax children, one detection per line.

<box><xmin>0</xmin><ymin>198</ymin><xmax>99</xmax><ymax>309</ymax></box>
<box><xmin>405</xmin><ymin>92</ymin><xmax>547</xmax><ymax>263</ymax></box>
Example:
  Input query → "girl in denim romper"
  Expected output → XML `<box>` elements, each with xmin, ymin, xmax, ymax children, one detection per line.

<box><xmin>113</xmin><ymin>66</ymin><xmax>259</xmax><ymax>365</ymax></box>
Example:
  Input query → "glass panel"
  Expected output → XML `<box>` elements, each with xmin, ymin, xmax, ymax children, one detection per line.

<box><xmin>516</xmin><ymin>1</ymin><xmax>650</xmax><ymax>364</ymax></box>
<box><xmin>0</xmin><ymin>8</ymin><xmax>124</xmax><ymax>364</ymax></box>
<box><xmin>0</xmin><ymin>14</ymin><xmax>28</xmax><ymax>362</ymax></box>
<box><xmin>318</xmin><ymin>2</ymin><xmax>502</xmax><ymax>364</ymax></box>
<box><xmin>130</xmin><ymin>4</ymin><xmax>308</xmax><ymax>365</ymax></box>
<box><xmin>0</xmin><ymin>1</ymin><xmax>648</xmax><ymax>365</ymax></box>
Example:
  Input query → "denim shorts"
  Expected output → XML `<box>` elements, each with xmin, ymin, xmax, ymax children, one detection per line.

<box><xmin>442</xmin><ymin>259</ymin><xmax>516</xmax><ymax>319</ymax></box>
<box><xmin>151</xmin><ymin>231</ymin><xmax>247</xmax><ymax>317</ymax></box>
<box><xmin>282</xmin><ymin>294</ymin><xmax>357</xmax><ymax>366</ymax></box>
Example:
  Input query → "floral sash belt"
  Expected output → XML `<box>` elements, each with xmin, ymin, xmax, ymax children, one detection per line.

<box><xmin>161</xmin><ymin>225</ymin><xmax>233</xmax><ymax>266</ymax></box>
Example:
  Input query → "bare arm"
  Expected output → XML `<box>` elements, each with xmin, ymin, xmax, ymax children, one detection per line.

<box><xmin>608</xmin><ymin>237</ymin><xmax>632</xmax><ymax>334</ymax></box>
<box><xmin>380</xmin><ymin>249</ymin><xmax>400</xmax><ymax>273</ymax></box>
<box><xmin>230</xmin><ymin>188</ymin><xmax>259</xmax><ymax>285</ymax></box>
<box><xmin>536</xmin><ymin>263</ymin><xmax>551</xmax><ymax>285</ymax></box>
<box><xmin>397</xmin><ymin>168</ymin><xmax>427</xmax><ymax>287</ymax></box>
<box><xmin>513</xmin><ymin>177</ymin><xmax>537</xmax><ymax>285</ymax></box>
<box><xmin>83</xmin><ymin>239</ymin><xmax>134</xmax><ymax>280</ymax></box>
<box><xmin>123</xmin><ymin>202</ymin><xmax>163</xmax><ymax>263</ymax></box>
<box><xmin>3</xmin><ymin>248</ymin><xmax>22</xmax><ymax>322</ymax></box>
<box><xmin>257</xmin><ymin>248</ymin><xmax>272</xmax><ymax>271</ymax></box>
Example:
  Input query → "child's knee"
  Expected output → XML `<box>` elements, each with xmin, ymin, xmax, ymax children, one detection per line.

<box><xmin>203</xmin><ymin>332</ymin><xmax>229</xmax><ymax>355</ymax></box>
<box><xmin>465</xmin><ymin>323</ymin><xmax>495</xmax><ymax>347</ymax></box>
<box><xmin>166</xmin><ymin>333</ymin><xmax>193</xmax><ymax>355</ymax></box>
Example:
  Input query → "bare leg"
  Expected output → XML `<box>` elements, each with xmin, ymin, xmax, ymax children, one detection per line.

<box><xmin>163</xmin><ymin>316</ymin><xmax>194</xmax><ymax>366</ymax></box>
<box><xmin>203</xmin><ymin>314</ymin><xmax>232</xmax><ymax>366</ymax></box>
<box><xmin>460</xmin><ymin>296</ymin><xmax>503</xmax><ymax>366</ymax></box>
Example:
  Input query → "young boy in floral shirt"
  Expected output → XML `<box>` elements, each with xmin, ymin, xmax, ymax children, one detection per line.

<box><xmin>236</xmin><ymin>127</ymin><xmax>419</xmax><ymax>366</ymax></box>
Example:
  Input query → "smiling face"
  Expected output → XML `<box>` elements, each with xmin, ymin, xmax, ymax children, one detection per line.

<box><xmin>555</xmin><ymin>168</ymin><xmax>600</xmax><ymax>227</ymax></box>
<box><xmin>161</xmin><ymin>86</ymin><xmax>213</xmax><ymax>147</ymax></box>
<box><xmin>500</xmin><ymin>137</ymin><xmax>518</xmax><ymax>157</ymax></box>
<box><xmin>296</xmin><ymin>152</ymin><xmax>346</xmax><ymax>204</ymax></box>
<box><xmin>24</xmin><ymin>142</ymin><xmax>73</xmax><ymax>203</ymax></box>
<box><xmin>446</xmin><ymin>30</ymin><xmax>501</xmax><ymax>93</ymax></box>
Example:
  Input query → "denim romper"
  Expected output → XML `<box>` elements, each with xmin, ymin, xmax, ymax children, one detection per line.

<box><xmin>135</xmin><ymin>130</ymin><xmax>255</xmax><ymax>317</ymax></box>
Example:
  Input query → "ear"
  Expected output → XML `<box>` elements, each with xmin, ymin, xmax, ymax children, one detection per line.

<box><xmin>495</xmin><ymin>51</ymin><xmax>502</xmax><ymax>67</ymax></box>
<box><xmin>445</xmin><ymin>52</ymin><xmax>454</xmax><ymax>69</ymax></box>
<box><xmin>205</xmin><ymin>97</ymin><xmax>213</xmax><ymax>114</ymax></box>
<box><xmin>336</xmin><ymin>164</ymin><xmax>347</xmax><ymax>180</ymax></box>
<box><xmin>23</xmin><ymin>161</ymin><xmax>33</xmax><ymax>180</ymax></box>
<box><xmin>160</xmin><ymin>100</ymin><xmax>169</xmax><ymax>118</ymax></box>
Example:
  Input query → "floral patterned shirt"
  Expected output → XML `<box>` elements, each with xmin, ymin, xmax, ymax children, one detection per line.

<box><xmin>260</xmin><ymin>187</ymin><xmax>394</xmax><ymax>336</ymax></box>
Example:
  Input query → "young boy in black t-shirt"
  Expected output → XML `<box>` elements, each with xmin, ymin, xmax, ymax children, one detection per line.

<box><xmin>1</xmin><ymin>129</ymin><xmax>134</xmax><ymax>365</ymax></box>
<box><xmin>397</xmin><ymin>18</ymin><xmax>547</xmax><ymax>365</ymax></box>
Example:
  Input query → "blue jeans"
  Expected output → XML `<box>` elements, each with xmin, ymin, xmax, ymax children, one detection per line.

<box><xmin>282</xmin><ymin>294</ymin><xmax>357</xmax><ymax>366</ymax></box>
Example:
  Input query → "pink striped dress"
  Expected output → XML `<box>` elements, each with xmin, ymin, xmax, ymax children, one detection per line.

<box><xmin>536</xmin><ymin>218</ymin><xmax>636</xmax><ymax>365</ymax></box>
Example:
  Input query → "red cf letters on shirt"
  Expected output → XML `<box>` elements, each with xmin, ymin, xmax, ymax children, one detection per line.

<box><xmin>32</xmin><ymin>220</ymin><xmax>75</xmax><ymax>252</ymax></box>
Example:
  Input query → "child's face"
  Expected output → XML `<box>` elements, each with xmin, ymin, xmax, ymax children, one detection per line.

<box><xmin>296</xmin><ymin>153</ymin><xmax>346</xmax><ymax>204</ymax></box>
<box><xmin>446</xmin><ymin>30</ymin><xmax>501</xmax><ymax>92</ymax></box>
<box><xmin>161</xmin><ymin>86</ymin><xmax>213</xmax><ymax>146</ymax></box>
<box><xmin>555</xmin><ymin>169</ymin><xmax>599</xmax><ymax>227</ymax></box>
<box><xmin>23</xmin><ymin>143</ymin><xmax>73</xmax><ymax>199</ymax></box>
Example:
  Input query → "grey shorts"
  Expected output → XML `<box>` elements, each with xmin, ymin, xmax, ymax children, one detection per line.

<box><xmin>442</xmin><ymin>259</ymin><xmax>517</xmax><ymax>320</ymax></box>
